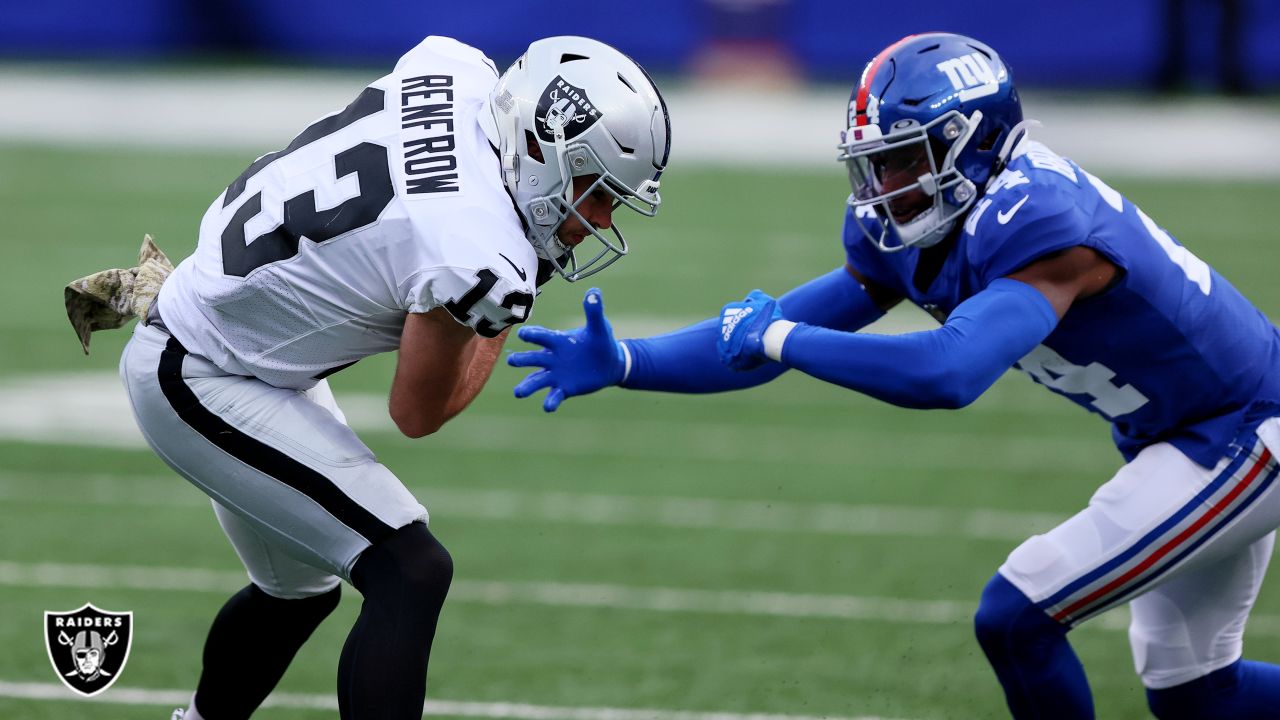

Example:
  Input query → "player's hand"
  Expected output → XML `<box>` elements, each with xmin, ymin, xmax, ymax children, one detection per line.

<box><xmin>508</xmin><ymin>288</ymin><xmax>625</xmax><ymax>412</ymax></box>
<box><xmin>717</xmin><ymin>289</ymin><xmax>784</xmax><ymax>371</ymax></box>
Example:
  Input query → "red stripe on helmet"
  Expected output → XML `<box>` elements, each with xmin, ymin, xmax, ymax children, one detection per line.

<box><xmin>853</xmin><ymin>34</ymin><xmax>920</xmax><ymax>127</ymax></box>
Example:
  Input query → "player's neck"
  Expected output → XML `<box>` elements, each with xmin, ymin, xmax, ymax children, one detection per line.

<box><xmin>912</xmin><ymin>235</ymin><xmax>956</xmax><ymax>293</ymax></box>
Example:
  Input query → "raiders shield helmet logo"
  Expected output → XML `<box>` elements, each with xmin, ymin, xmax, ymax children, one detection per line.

<box><xmin>44</xmin><ymin>603</ymin><xmax>133</xmax><ymax>697</ymax></box>
<box><xmin>535</xmin><ymin>76</ymin><xmax>603</xmax><ymax>143</ymax></box>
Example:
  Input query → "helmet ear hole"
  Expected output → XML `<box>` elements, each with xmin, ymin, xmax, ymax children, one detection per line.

<box><xmin>524</xmin><ymin>130</ymin><xmax>545</xmax><ymax>164</ymax></box>
<box><xmin>977</xmin><ymin>128</ymin><xmax>1002</xmax><ymax>152</ymax></box>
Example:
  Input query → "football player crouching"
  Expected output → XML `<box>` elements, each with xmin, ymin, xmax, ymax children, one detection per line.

<box><xmin>70</xmin><ymin>34</ymin><xmax>670</xmax><ymax>720</ymax></box>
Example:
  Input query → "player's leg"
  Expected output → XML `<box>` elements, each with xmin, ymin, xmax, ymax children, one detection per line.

<box><xmin>977</xmin><ymin>435</ymin><xmax>1280</xmax><ymax>719</ymax></box>
<box><xmin>181</xmin><ymin>503</ymin><xmax>343</xmax><ymax>720</ymax></box>
<box><xmin>120</xmin><ymin>328</ymin><xmax>428</xmax><ymax>578</ymax></box>
<box><xmin>303</xmin><ymin>357</ymin><xmax>457</xmax><ymax>718</ymax></box>
<box><xmin>337</xmin><ymin>521</ymin><xmax>454</xmax><ymax>719</ymax></box>
<box><xmin>1123</xmin><ymin>420</ymin><xmax>1280</xmax><ymax>719</ymax></box>
<box><xmin>121</xmin><ymin>325</ymin><xmax>443</xmax><ymax>719</ymax></box>
<box><xmin>296</xmin><ymin>375</ymin><xmax>455</xmax><ymax>718</ymax></box>
<box><xmin>974</xmin><ymin>573</ymin><xmax>1092</xmax><ymax>718</ymax></box>
<box><xmin>1136</xmin><ymin>533</ymin><xmax>1280</xmax><ymax>719</ymax></box>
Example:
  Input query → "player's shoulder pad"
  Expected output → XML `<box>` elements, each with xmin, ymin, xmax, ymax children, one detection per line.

<box><xmin>963</xmin><ymin>145</ymin><xmax>1092</xmax><ymax>280</ymax></box>
<box><xmin>396</xmin><ymin>36</ymin><xmax>501</xmax><ymax>79</ymax></box>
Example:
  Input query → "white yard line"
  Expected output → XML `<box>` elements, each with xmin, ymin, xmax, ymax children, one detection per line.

<box><xmin>418</xmin><ymin>488</ymin><xmax>1068</xmax><ymax>542</ymax></box>
<box><xmin>25</xmin><ymin>558</ymin><xmax>1280</xmax><ymax>638</ymax></box>
<box><xmin>0</xmin><ymin>559</ymin><xmax>1018</xmax><ymax>628</ymax></box>
<box><xmin>0</xmin><ymin>470</ymin><xmax>1067</xmax><ymax>542</ymax></box>
<box><xmin>27</xmin><ymin>559</ymin><xmax>1280</xmax><ymax>638</ymax></box>
<box><xmin>11</xmin><ymin>557</ymin><xmax>1280</xmax><ymax>716</ymax></box>
<box><xmin>0</xmin><ymin>371</ymin><xmax>1109</xmax><ymax>476</ymax></box>
<box><xmin>0</xmin><ymin>680</ymin><xmax>907</xmax><ymax>720</ymax></box>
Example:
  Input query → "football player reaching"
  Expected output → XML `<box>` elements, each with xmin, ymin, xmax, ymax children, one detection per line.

<box><xmin>509</xmin><ymin>33</ymin><xmax>1280</xmax><ymax>719</ymax></box>
<box><xmin>107</xmin><ymin>35</ymin><xmax>669</xmax><ymax>720</ymax></box>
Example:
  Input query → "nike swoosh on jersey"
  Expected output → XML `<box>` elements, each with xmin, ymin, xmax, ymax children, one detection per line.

<box><xmin>997</xmin><ymin>196</ymin><xmax>1030</xmax><ymax>225</ymax></box>
<box><xmin>498</xmin><ymin>253</ymin><xmax>527</xmax><ymax>281</ymax></box>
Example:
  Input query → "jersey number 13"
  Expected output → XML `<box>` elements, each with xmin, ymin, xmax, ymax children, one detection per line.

<box><xmin>219</xmin><ymin>87</ymin><xmax>393</xmax><ymax>278</ymax></box>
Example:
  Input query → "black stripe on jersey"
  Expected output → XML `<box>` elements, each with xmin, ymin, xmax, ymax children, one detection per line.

<box><xmin>313</xmin><ymin>359</ymin><xmax>359</xmax><ymax>380</ymax></box>
<box><xmin>223</xmin><ymin>86</ymin><xmax>387</xmax><ymax>208</ymax></box>
<box><xmin>156</xmin><ymin>336</ymin><xmax>394</xmax><ymax>545</ymax></box>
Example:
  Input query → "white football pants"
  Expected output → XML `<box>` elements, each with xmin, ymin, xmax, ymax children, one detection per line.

<box><xmin>120</xmin><ymin>322</ymin><xmax>427</xmax><ymax>598</ymax></box>
<box><xmin>999</xmin><ymin>419</ymin><xmax>1280</xmax><ymax>689</ymax></box>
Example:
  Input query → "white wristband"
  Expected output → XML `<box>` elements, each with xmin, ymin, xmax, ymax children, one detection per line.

<box><xmin>762</xmin><ymin>320</ymin><xmax>798</xmax><ymax>362</ymax></box>
<box><xmin>618</xmin><ymin>340</ymin><xmax>633</xmax><ymax>383</ymax></box>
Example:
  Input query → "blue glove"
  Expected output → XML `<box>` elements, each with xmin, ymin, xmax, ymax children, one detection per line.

<box><xmin>717</xmin><ymin>289</ymin><xmax>784</xmax><ymax>371</ymax></box>
<box><xmin>508</xmin><ymin>288</ymin><xmax>625</xmax><ymax>412</ymax></box>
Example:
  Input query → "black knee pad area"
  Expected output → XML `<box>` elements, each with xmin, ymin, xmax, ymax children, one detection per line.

<box><xmin>351</xmin><ymin>523</ymin><xmax>454</xmax><ymax>606</ymax></box>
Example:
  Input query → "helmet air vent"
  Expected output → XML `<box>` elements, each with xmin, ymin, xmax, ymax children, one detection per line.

<box><xmin>977</xmin><ymin>128</ymin><xmax>1002</xmax><ymax>152</ymax></box>
<box><xmin>917</xmin><ymin>43</ymin><xmax>941</xmax><ymax>53</ymax></box>
<box><xmin>611</xmin><ymin>132</ymin><xmax>635</xmax><ymax>154</ymax></box>
<box><xmin>616</xmin><ymin>73</ymin><xmax>637</xmax><ymax>92</ymax></box>
<box><xmin>560</xmin><ymin>53</ymin><xmax>589</xmax><ymax>63</ymax></box>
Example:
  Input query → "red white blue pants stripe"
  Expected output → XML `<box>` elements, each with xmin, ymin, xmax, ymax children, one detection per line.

<box><xmin>999</xmin><ymin>423</ymin><xmax>1280</xmax><ymax>688</ymax></box>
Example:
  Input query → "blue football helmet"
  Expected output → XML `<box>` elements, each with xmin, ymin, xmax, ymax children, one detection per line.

<box><xmin>837</xmin><ymin>33</ymin><xmax>1028</xmax><ymax>251</ymax></box>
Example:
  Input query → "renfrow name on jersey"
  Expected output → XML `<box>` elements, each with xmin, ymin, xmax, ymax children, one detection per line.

<box><xmin>401</xmin><ymin>75</ymin><xmax>459</xmax><ymax>195</ymax></box>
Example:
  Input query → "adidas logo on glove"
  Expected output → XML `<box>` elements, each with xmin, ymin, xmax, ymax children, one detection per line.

<box><xmin>721</xmin><ymin>306</ymin><xmax>754</xmax><ymax>341</ymax></box>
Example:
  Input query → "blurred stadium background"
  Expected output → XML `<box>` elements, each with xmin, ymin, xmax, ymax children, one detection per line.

<box><xmin>2</xmin><ymin>1</ymin><xmax>1280</xmax><ymax>718</ymax></box>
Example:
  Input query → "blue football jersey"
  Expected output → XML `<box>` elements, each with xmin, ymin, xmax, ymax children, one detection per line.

<box><xmin>843</xmin><ymin>141</ymin><xmax>1280</xmax><ymax>467</ymax></box>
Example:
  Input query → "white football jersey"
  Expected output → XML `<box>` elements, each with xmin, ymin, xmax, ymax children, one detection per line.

<box><xmin>157</xmin><ymin>36</ymin><xmax>538</xmax><ymax>389</ymax></box>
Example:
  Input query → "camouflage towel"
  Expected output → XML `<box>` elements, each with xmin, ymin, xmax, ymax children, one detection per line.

<box><xmin>65</xmin><ymin>234</ymin><xmax>173</xmax><ymax>355</ymax></box>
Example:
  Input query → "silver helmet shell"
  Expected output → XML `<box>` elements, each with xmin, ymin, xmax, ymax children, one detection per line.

<box><xmin>483</xmin><ymin>36</ymin><xmax>670</xmax><ymax>281</ymax></box>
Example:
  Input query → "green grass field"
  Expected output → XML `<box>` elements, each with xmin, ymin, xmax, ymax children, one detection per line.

<box><xmin>2</xmin><ymin>140</ymin><xmax>1280</xmax><ymax>719</ymax></box>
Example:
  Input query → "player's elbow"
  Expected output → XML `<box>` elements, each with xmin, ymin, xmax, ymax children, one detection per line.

<box><xmin>390</xmin><ymin>407</ymin><xmax>447</xmax><ymax>439</ymax></box>
<box><xmin>400</xmin><ymin>420</ymin><xmax>445</xmax><ymax>439</ymax></box>
<box><xmin>918</xmin><ymin>366</ymin><xmax>984</xmax><ymax>410</ymax></box>
<box><xmin>395</xmin><ymin>418</ymin><xmax>443</xmax><ymax>439</ymax></box>
<box><xmin>930</xmin><ymin>386</ymin><xmax>980</xmax><ymax>410</ymax></box>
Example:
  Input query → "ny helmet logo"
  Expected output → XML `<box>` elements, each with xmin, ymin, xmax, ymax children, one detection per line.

<box><xmin>44</xmin><ymin>603</ymin><xmax>133</xmax><ymax>697</ymax></box>
<box><xmin>935</xmin><ymin>52</ymin><xmax>1005</xmax><ymax>102</ymax></box>
<box><xmin>535</xmin><ymin>76</ymin><xmax>603</xmax><ymax>143</ymax></box>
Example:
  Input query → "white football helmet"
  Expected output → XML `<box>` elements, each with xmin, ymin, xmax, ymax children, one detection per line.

<box><xmin>481</xmin><ymin>36</ymin><xmax>670</xmax><ymax>281</ymax></box>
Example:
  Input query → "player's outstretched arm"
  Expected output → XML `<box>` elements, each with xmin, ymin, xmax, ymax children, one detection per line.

<box><xmin>620</xmin><ymin>266</ymin><xmax>894</xmax><ymax>393</ymax></box>
<box><xmin>508</xmin><ymin>267</ymin><xmax>893</xmax><ymax>411</ymax></box>
<box><xmin>719</xmin><ymin>279</ymin><xmax>1060</xmax><ymax>409</ymax></box>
